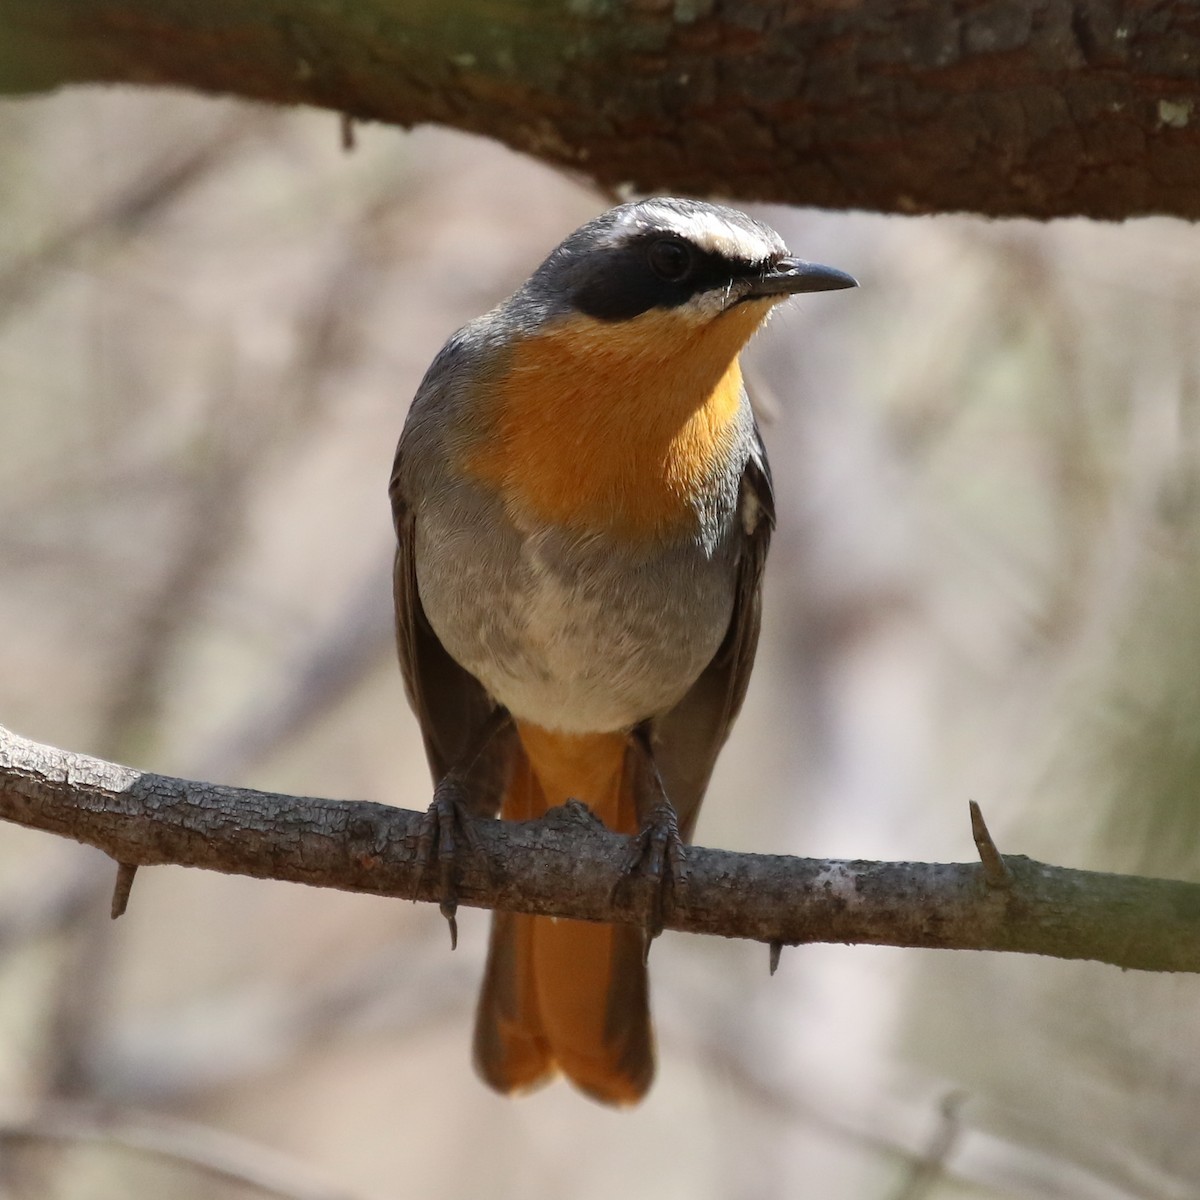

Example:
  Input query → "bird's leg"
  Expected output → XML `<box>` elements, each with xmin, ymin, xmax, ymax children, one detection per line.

<box><xmin>413</xmin><ymin>708</ymin><xmax>510</xmax><ymax>949</ymax></box>
<box><xmin>618</xmin><ymin>724</ymin><xmax>689</xmax><ymax>944</ymax></box>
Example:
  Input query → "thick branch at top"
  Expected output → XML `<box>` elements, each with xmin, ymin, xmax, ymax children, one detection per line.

<box><xmin>1</xmin><ymin>0</ymin><xmax>1199</xmax><ymax>219</ymax></box>
<box><xmin>3</xmin><ymin>723</ymin><xmax>1200</xmax><ymax>973</ymax></box>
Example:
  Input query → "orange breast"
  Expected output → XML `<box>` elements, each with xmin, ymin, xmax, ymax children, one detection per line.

<box><xmin>465</xmin><ymin>301</ymin><xmax>770</xmax><ymax>540</ymax></box>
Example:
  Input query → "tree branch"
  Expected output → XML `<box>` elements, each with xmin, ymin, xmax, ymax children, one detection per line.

<box><xmin>3</xmin><ymin>723</ymin><xmax>1200</xmax><ymax>972</ymax></box>
<box><xmin>0</xmin><ymin>0</ymin><xmax>1198</xmax><ymax>219</ymax></box>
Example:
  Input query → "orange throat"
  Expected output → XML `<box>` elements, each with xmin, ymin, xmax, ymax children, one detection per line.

<box><xmin>465</xmin><ymin>302</ymin><xmax>771</xmax><ymax>539</ymax></box>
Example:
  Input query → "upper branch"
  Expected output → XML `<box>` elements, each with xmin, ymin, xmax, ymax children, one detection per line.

<box><xmin>3</xmin><ymin>723</ymin><xmax>1200</xmax><ymax>973</ymax></box>
<box><xmin>0</xmin><ymin>0</ymin><xmax>1198</xmax><ymax>219</ymax></box>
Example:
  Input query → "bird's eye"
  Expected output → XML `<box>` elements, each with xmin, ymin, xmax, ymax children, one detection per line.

<box><xmin>647</xmin><ymin>238</ymin><xmax>694</xmax><ymax>283</ymax></box>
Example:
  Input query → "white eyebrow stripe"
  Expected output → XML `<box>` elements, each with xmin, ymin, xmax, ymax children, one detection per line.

<box><xmin>632</xmin><ymin>203</ymin><xmax>775</xmax><ymax>263</ymax></box>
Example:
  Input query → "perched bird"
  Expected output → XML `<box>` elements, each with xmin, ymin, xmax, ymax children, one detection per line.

<box><xmin>390</xmin><ymin>198</ymin><xmax>854</xmax><ymax>1104</ymax></box>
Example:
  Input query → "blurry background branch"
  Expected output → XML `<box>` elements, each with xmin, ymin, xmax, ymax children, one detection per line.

<box><xmin>0</xmin><ymin>1100</ymin><xmax>380</xmax><ymax>1200</ymax></box>
<box><xmin>1</xmin><ymin>0</ymin><xmax>1199</xmax><ymax>220</ymax></box>
<box><xmin>4</xmin><ymin>722</ymin><xmax>1200</xmax><ymax>973</ymax></box>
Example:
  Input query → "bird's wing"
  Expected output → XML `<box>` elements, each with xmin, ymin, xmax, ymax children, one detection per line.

<box><xmin>389</xmin><ymin>468</ymin><xmax>516</xmax><ymax>818</ymax></box>
<box><xmin>648</xmin><ymin>431</ymin><xmax>774</xmax><ymax>842</ymax></box>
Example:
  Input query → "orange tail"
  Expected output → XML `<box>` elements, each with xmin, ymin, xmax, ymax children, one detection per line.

<box><xmin>473</xmin><ymin>722</ymin><xmax>653</xmax><ymax>1105</ymax></box>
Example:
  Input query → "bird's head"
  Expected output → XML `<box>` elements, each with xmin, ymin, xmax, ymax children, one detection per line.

<box><xmin>515</xmin><ymin>197</ymin><xmax>855</xmax><ymax>345</ymax></box>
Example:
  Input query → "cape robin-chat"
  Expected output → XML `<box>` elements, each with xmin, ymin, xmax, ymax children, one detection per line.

<box><xmin>390</xmin><ymin>198</ymin><xmax>855</xmax><ymax>1104</ymax></box>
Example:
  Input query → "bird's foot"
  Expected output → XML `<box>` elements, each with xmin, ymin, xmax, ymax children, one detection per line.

<box><xmin>413</xmin><ymin>776</ymin><xmax>487</xmax><ymax>950</ymax></box>
<box><xmin>617</xmin><ymin>800</ymin><xmax>689</xmax><ymax>946</ymax></box>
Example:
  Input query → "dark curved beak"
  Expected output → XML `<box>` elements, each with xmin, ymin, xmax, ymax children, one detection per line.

<box><xmin>745</xmin><ymin>257</ymin><xmax>858</xmax><ymax>299</ymax></box>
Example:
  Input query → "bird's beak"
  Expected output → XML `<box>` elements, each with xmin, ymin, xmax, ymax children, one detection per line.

<box><xmin>744</xmin><ymin>257</ymin><xmax>858</xmax><ymax>299</ymax></box>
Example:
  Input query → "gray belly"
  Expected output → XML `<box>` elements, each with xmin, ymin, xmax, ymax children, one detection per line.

<box><xmin>415</xmin><ymin>506</ymin><xmax>737</xmax><ymax>734</ymax></box>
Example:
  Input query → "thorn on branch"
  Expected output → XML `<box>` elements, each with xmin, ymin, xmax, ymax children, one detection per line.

<box><xmin>110</xmin><ymin>862</ymin><xmax>138</xmax><ymax>919</ymax></box>
<box><xmin>768</xmin><ymin>940</ymin><xmax>782</xmax><ymax>976</ymax></box>
<box><xmin>969</xmin><ymin>801</ymin><xmax>1012</xmax><ymax>889</ymax></box>
<box><xmin>340</xmin><ymin>114</ymin><xmax>356</xmax><ymax>152</ymax></box>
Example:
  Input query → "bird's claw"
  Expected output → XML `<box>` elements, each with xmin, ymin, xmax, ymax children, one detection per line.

<box><xmin>413</xmin><ymin>777</ymin><xmax>488</xmax><ymax>950</ymax></box>
<box><xmin>615</xmin><ymin>800</ymin><xmax>688</xmax><ymax>946</ymax></box>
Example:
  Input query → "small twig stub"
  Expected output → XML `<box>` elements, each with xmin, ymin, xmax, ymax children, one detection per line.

<box><xmin>969</xmin><ymin>801</ymin><xmax>1013</xmax><ymax>890</ymax></box>
<box><xmin>110</xmin><ymin>861</ymin><xmax>139</xmax><ymax>919</ymax></box>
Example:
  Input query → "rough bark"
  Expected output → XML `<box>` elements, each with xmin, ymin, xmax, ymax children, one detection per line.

<box><xmin>3</xmin><ymin>723</ymin><xmax>1199</xmax><ymax>972</ymax></box>
<box><xmin>1</xmin><ymin>0</ymin><xmax>1199</xmax><ymax>219</ymax></box>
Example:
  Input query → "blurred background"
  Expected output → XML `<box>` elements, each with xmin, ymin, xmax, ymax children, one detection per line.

<box><xmin>2</xmin><ymin>87</ymin><xmax>1200</xmax><ymax>1200</ymax></box>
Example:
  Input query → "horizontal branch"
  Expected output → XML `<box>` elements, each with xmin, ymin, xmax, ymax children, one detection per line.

<box><xmin>0</xmin><ymin>0</ymin><xmax>1198</xmax><ymax>219</ymax></box>
<box><xmin>2</xmin><ymin>723</ymin><xmax>1199</xmax><ymax>972</ymax></box>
